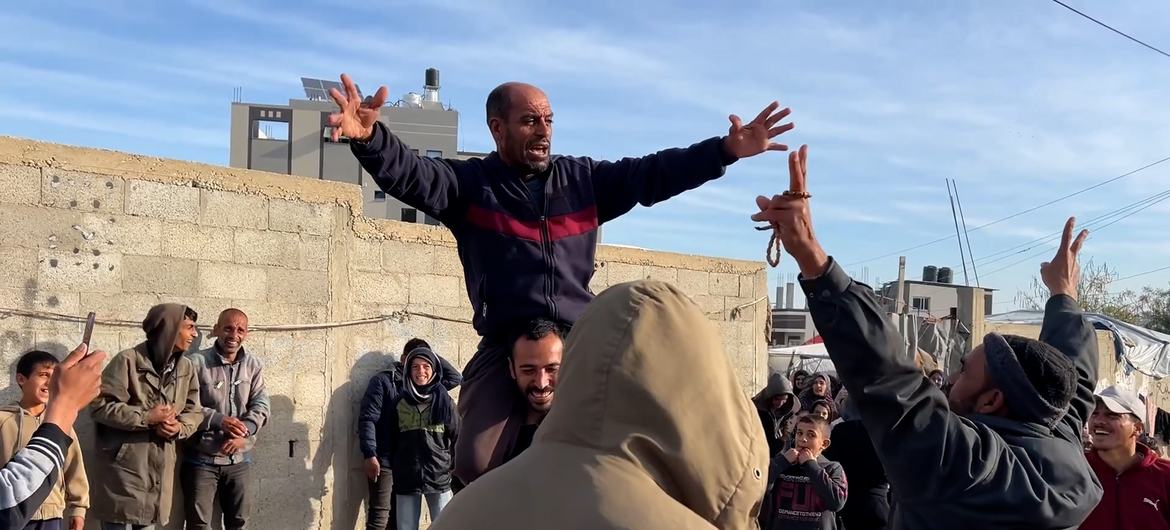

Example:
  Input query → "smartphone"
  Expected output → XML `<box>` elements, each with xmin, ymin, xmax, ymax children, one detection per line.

<box><xmin>81</xmin><ymin>312</ymin><xmax>96</xmax><ymax>351</ymax></box>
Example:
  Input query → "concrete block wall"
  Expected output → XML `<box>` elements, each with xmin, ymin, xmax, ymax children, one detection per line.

<box><xmin>0</xmin><ymin>136</ymin><xmax>769</xmax><ymax>530</ymax></box>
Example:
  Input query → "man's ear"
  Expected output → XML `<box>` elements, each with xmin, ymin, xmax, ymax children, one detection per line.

<box><xmin>976</xmin><ymin>388</ymin><xmax>1007</xmax><ymax>416</ymax></box>
<box><xmin>488</xmin><ymin>117</ymin><xmax>504</xmax><ymax>142</ymax></box>
<box><xmin>15</xmin><ymin>374</ymin><xmax>27</xmax><ymax>388</ymax></box>
<box><xmin>507</xmin><ymin>358</ymin><xmax>517</xmax><ymax>380</ymax></box>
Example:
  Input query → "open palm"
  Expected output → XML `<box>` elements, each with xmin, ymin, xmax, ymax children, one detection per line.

<box><xmin>724</xmin><ymin>101</ymin><xmax>794</xmax><ymax>159</ymax></box>
<box><xmin>327</xmin><ymin>73</ymin><xmax>389</xmax><ymax>142</ymax></box>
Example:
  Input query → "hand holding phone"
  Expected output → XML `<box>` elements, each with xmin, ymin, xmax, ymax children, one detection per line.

<box><xmin>81</xmin><ymin>312</ymin><xmax>96</xmax><ymax>351</ymax></box>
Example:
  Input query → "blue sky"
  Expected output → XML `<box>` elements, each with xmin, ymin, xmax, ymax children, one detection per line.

<box><xmin>2</xmin><ymin>0</ymin><xmax>1169</xmax><ymax>311</ymax></box>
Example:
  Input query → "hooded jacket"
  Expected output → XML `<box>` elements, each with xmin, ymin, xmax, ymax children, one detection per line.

<box><xmin>431</xmin><ymin>280</ymin><xmax>770</xmax><ymax>530</ymax></box>
<box><xmin>754</xmin><ymin>373</ymin><xmax>801</xmax><ymax>458</ymax></box>
<box><xmin>1081</xmin><ymin>443</ymin><xmax>1170</xmax><ymax>530</ymax></box>
<box><xmin>89</xmin><ymin>303</ymin><xmax>203</xmax><ymax>526</ymax></box>
<box><xmin>0</xmin><ymin>404</ymin><xmax>88</xmax><ymax>521</ymax></box>
<box><xmin>358</xmin><ymin>355</ymin><xmax>462</xmax><ymax>464</ymax></box>
<box><xmin>802</xmin><ymin>259</ymin><xmax>1102</xmax><ymax>529</ymax></box>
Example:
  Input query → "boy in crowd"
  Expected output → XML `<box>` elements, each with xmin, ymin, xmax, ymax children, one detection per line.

<box><xmin>0</xmin><ymin>351</ymin><xmax>89</xmax><ymax>530</ymax></box>
<box><xmin>90</xmin><ymin>303</ymin><xmax>204</xmax><ymax>530</ymax></box>
<box><xmin>762</xmin><ymin>415</ymin><xmax>848</xmax><ymax>530</ymax></box>
<box><xmin>183</xmin><ymin>309</ymin><xmax>270</xmax><ymax>530</ymax></box>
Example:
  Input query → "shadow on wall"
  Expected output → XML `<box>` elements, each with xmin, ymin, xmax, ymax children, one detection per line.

<box><xmin>312</xmin><ymin>350</ymin><xmax>397</xmax><ymax>530</ymax></box>
<box><xmin>253</xmin><ymin>394</ymin><xmax>314</xmax><ymax>530</ymax></box>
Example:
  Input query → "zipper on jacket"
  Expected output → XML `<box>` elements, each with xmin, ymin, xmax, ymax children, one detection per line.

<box><xmin>541</xmin><ymin>184</ymin><xmax>558</xmax><ymax>322</ymax></box>
<box><xmin>1115</xmin><ymin>474</ymin><xmax>1121</xmax><ymax>530</ymax></box>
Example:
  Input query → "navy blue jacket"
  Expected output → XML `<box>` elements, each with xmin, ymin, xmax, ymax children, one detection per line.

<box><xmin>358</xmin><ymin>356</ymin><xmax>462</xmax><ymax>463</ymax></box>
<box><xmin>351</xmin><ymin>122</ymin><xmax>735</xmax><ymax>337</ymax></box>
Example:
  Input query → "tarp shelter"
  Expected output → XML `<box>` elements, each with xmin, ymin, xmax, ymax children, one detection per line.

<box><xmin>768</xmin><ymin>343</ymin><xmax>836</xmax><ymax>379</ymax></box>
<box><xmin>988</xmin><ymin>310</ymin><xmax>1170</xmax><ymax>379</ymax></box>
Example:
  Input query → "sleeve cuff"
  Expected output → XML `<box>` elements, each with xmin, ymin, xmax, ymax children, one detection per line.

<box><xmin>1046</xmin><ymin>293</ymin><xmax>1080</xmax><ymax>313</ymax></box>
<box><xmin>244</xmin><ymin>419</ymin><xmax>259</xmax><ymax>437</ymax></box>
<box><xmin>33</xmin><ymin>422</ymin><xmax>73</xmax><ymax>449</ymax></box>
<box><xmin>210</xmin><ymin>411</ymin><xmax>225</xmax><ymax>429</ymax></box>
<box><xmin>716</xmin><ymin>137</ymin><xmax>738</xmax><ymax>165</ymax></box>
<box><xmin>799</xmin><ymin>257</ymin><xmax>851</xmax><ymax>302</ymax></box>
<box><xmin>350</xmin><ymin>122</ymin><xmax>386</xmax><ymax>154</ymax></box>
<box><xmin>65</xmin><ymin>507</ymin><xmax>87</xmax><ymax>518</ymax></box>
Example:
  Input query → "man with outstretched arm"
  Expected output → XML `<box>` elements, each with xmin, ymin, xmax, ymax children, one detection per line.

<box><xmin>751</xmin><ymin>146</ymin><xmax>1102</xmax><ymax>529</ymax></box>
<box><xmin>329</xmin><ymin>73</ymin><xmax>794</xmax><ymax>483</ymax></box>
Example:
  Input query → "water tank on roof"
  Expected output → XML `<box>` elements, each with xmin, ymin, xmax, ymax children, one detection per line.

<box><xmin>425</xmin><ymin>68</ymin><xmax>440</xmax><ymax>89</ymax></box>
<box><xmin>923</xmin><ymin>265</ymin><xmax>938</xmax><ymax>283</ymax></box>
<box><xmin>402</xmin><ymin>92</ymin><xmax>423</xmax><ymax>108</ymax></box>
<box><xmin>938</xmin><ymin>267</ymin><xmax>953</xmax><ymax>284</ymax></box>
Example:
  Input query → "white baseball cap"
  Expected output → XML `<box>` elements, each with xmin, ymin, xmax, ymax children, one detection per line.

<box><xmin>1097</xmin><ymin>385</ymin><xmax>1147</xmax><ymax>421</ymax></box>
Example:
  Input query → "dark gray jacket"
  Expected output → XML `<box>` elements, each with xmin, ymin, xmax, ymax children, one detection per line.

<box><xmin>186</xmin><ymin>345</ymin><xmax>270</xmax><ymax>465</ymax></box>
<box><xmin>801</xmin><ymin>259</ymin><xmax>1102</xmax><ymax>529</ymax></box>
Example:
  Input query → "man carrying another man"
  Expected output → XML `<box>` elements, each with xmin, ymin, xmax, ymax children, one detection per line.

<box><xmin>329</xmin><ymin>72</ymin><xmax>793</xmax><ymax>483</ymax></box>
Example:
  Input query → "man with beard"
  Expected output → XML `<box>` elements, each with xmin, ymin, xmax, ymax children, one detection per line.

<box><xmin>328</xmin><ymin>74</ymin><xmax>794</xmax><ymax>484</ymax></box>
<box><xmin>752</xmin><ymin>145</ymin><xmax>1102</xmax><ymax>528</ymax></box>
<box><xmin>502</xmin><ymin>319</ymin><xmax>563</xmax><ymax>464</ymax></box>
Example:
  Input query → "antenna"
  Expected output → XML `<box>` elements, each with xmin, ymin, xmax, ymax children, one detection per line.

<box><xmin>946</xmin><ymin>178</ymin><xmax>971</xmax><ymax>286</ymax></box>
<box><xmin>952</xmin><ymin>180</ymin><xmax>981</xmax><ymax>287</ymax></box>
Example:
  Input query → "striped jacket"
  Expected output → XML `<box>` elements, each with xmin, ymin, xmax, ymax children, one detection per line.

<box><xmin>0</xmin><ymin>422</ymin><xmax>71</xmax><ymax>530</ymax></box>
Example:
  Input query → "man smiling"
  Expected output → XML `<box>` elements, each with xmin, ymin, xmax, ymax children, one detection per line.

<box><xmin>1081</xmin><ymin>385</ymin><xmax>1170</xmax><ymax>530</ymax></box>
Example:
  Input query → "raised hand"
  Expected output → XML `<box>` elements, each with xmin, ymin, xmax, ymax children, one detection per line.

<box><xmin>783</xmin><ymin>448</ymin><xmax>800</xmax><ymax>464</ymax></box>
<box><xmin>723</xmin><ymin>101</ymin><xmax>794</xmax><ymax>159</ymax></box>
<box><xmin>797</xmin><ymin>448</ymin><xmax>815</xmax><ymax>465</ymax></box>
<box><xmin>327</xmin><ymin>73</ymin><xmax>390</xmax><ymax>143</ymax></box>
<box><xmin>1041</xmin><ymin>217</ymin><xmax>1088</xmax><ymax>300</ymax></box>
<box><xmin>751</xmin><ymin>145</ymin><xmax>828</xmax><ymax>277</ymax></box>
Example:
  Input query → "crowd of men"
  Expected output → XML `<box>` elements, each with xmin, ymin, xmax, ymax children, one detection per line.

<box><xmin>5</xmin><ymin>73</ymin><xmax>1170</xmax><ymax>530</ymax></box>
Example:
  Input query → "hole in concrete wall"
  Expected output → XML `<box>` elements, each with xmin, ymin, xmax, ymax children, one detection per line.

<box><xmin>49</xmin><ymin>259</ymin><xmax>58</xmax><ymax>268</ymax></box>
<box><xmin>92</xmin><ymin>263</ymin><xmax>99</xmax><ymax>270</ymax></box>
<box><xmin>92</xmin><ymin>249</ymin><xmax>101</xmax><ymax>256</ymax></box>
<box><xmin>72</xmin><ymin>248</ymin><xmax>79</xmax><ymax>254</ymax></box>
<box><xmin>51</xmin><ymin>175</ymin><xmax>60</xmax><ymax>184</ymax></box>
<box><xmin>47</xmin><ymin>296</ymin><xmax>59</xmax><ymax>307</ymax></box>
<box><xmin>93</xmin><ymin>200</ymin><xmax>101</xmax><ymax>208</ymax></box>
<box><xmin>69</xmin><ymin>200</ymin><xmax>78</xmax><ymax>207</ymax></box>
<box><xmin>107</xmin><ymin>265</ymin><xmax>114</xmax><ymax>271</ymax></box>
<box><xmin>254</xmin><ymin>120</ymin><xmax>289</xmax><ymax>140</ymax></box>
<box><xmin>105</xmin><ymin>181</ymin><xmax>114</xmax><ymax>189</ymax></box>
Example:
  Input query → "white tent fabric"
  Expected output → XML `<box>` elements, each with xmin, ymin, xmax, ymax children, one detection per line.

<box><xmin>988</xmin><ymin>310</ymin><xmax>1170</xmax><ymax>379</ymax></box>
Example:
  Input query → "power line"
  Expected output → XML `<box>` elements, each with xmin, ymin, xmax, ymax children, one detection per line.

<box><xmin>1049</xmin><ymin>0</ymin><xmax>1170</xmax><ymax>60</ymax></box>
<box><xmin>980</xmin><ymin>189</ymin><xmax>1170</xmax><ymax>278</ymax></box>
<box><xmin>1113</xmin><ymin>265</ymin><xmax>1170</xmax><ymax>284</ymax></box>
<box><xmin>845</xmin><ymin>155</ymin><xmax>1170</xmax><ymax>267</ymax></box>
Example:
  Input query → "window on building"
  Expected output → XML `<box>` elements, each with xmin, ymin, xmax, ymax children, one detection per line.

<box><xmin>373</xmin><ymin>191</ymin><xmax>386</xmax><ymax>202</ymax></box>
<box><xmin>253</xmin><ymin>120</ymin><xmax>289</xmax><ymax>140</ymax></box>
<box><xmin>426</xmin><ymin>149</ymin><xmax>443</xmax><ymax>158</ymax></box>
<box><xmin>401</xmin><ymin>208</ymin><xmax>418</xmax><ymax>223</ymax></box>
<box><xmin>912</xmin><ymin>296</ymin><xmax>931</xmax><ymax>312</ymax></box>
<box><xmin>773</xmin><ymin>314</ymin><xmax>806</xmax><ymax>330</ymax></box>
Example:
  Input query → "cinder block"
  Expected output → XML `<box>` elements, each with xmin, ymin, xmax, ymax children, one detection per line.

<box><xmin>724</xmin><ymin>296</ymin><xmax>757</xmax><ymax>321</ymax></box>
<box><xmin>351</xmin><ymin>239</ymin><xmax>382</xmax><ymax>272</ymax></box>
<box><xmin>294</xmin><ymin>372</ymin><xmax>329</xmax><ymax>407</ymax></box>
<box><xmin>125</xmin><ymin>180</ymin><xmax>199</xmax><ymax>222</ymax></box>
<box><xmin>122</xmin><ymin>255</ymin><xmax>198</xmax><ymax>296</ymax></box>
<box><xmin>677</xmin><ymin>269</ymin><xmax>710</xmax><ymax>295</ymax></box>
<box><xmin>263</xmin><ymin>335</ymin><xmax>328</xmax><ymax>374</ymax></box>
<box><xmin>79</xmin><ymin>292</ymin><xmax>162</xmax><ymax>323</ymax></box>
<box><xmin>41</xmin><ymin>168</ymin><xmax>124</xmax><ymax>213</ymax></box>
<box><xmin>1</xmin><ymin>247</ymin><xmax>37</xmax><ymax>289</ymax></box>
<box><xmin>80</xmin><ymin>213</ymin><xmax>163</xmax><ymax>257</ymax></box>
<box><xmin>270</xmin><ymin>199</ymin><xmax>333</xmax><ymax>236</ymax></box>
<box><xmin>352</xmin><ymin>271</ymin><xmax>408</xmax><ymax>305</ymax></box>
<box><xmin>300</xmin><ymin>236</ymin><xmax>329</xmax><ymax>272</ymax></box>
<box><xmin>381</xmin><ymin>239</ymin><xmax>436</xmax><ymax>275</ymax></box>
<box><xmin>588</xmin><ymin>265</ymin><xmax>609</xmax><ymax>295</ymax></box>
<box><xmin>646</xmin><ymin>266</ymin><xmax>679</xmax><ymax>285</ymax></box>
<box><xmin>267</xmin><ymin>268</ymin><xmax>329</xmax><ymax>304</ymax></box>
<box><xmin>0</xmin><ymin>288</ymin><xmax>81</xmax><ymax>331</ymax></box>
<box><xmin>739</xmin><ymin>275</ymin><xmax>756</xmax><ymax>298</ymax></box>
<box><xmin>607</xmin><ymin>262</ymin><xmax>648</xmax><ymax>285</ymax></box>
<box><xmin>710</xmin><ymin>272</ymin><xmax>740</xmax><ymax>297</ymax></box>
<box><xmin>691</xmin><ymin>294</ymin><xmax>725</xmax><ymax>320</ymax></box>
<box><xmin>198</xmin><ymin>262</ymin><xmax>267</xmax><ymax>300</ymax></box>
<box><xmin>0</xmin><ymin>204</ymin><xmax>82</xmax><ymax>250</ymax></box>
<box><xmin>37</xmin><ymin>248</ymin><xmax>122</xmax><ymax>293</ymax></box>
<box><xmin>201</xmin><ymin>189</ymin><xmax>268</xmax><ymax>229</ymax></box>
<box><xmin>409</xmin><ymin>274</ymin><xmax>463</xmax><ymax>307</ymax></box>
<box><xmin>235</xmin><ymin>230</ymin><xmax>299</xmax><ymax>268</ymax></box>
<box><xmin>0</xmin><ymin>165</ymin><xmax>41</xmax><ymax>205</ymax></box>
<box><xmin>430</xmin><ymin>245</ymin><xmax>465</xmax><ymax>278</ymax></box>
<box><xmin>161</xmin><ymin>223</ymin><xmax>234</xmax><ymax>261</ymax></box>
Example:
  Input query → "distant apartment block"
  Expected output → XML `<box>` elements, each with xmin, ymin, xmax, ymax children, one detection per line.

<box><xmin>228</xmin><ymin>68</ymin><xmax>487</xmax><ymax>225</ymax></box>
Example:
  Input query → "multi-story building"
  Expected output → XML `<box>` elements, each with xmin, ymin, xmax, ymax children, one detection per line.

<box><xmin>228</xmin><ymin>68</ymin><xmax>487</xmax><ymax>225</ymax></box>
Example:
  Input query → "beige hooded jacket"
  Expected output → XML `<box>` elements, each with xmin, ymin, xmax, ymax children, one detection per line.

<box><xmin>433</xmin><ymin>280</ymin><xmax>770</xmax><ymax>530</ymax></box>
